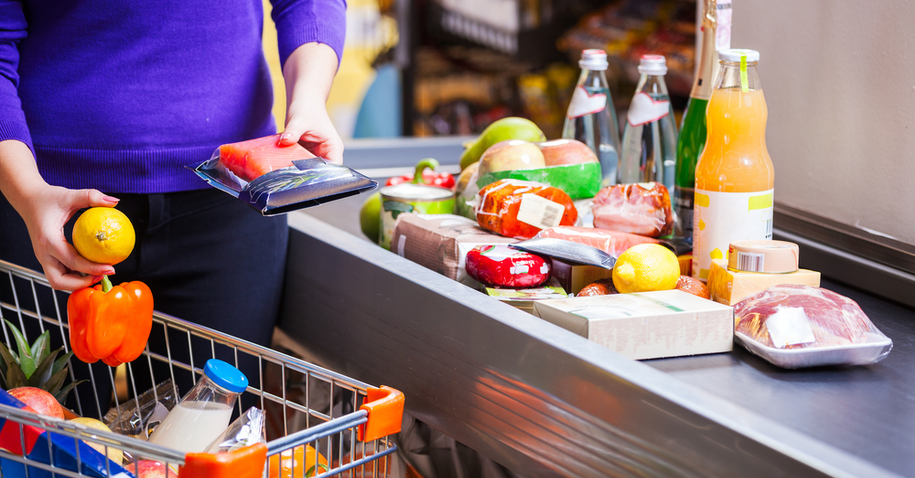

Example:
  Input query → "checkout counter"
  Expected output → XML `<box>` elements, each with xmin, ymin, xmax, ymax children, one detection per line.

<box><xmin>278</xmin><ymin>138</ymin><xmax>914</xmax><ymax>478</ymax></box>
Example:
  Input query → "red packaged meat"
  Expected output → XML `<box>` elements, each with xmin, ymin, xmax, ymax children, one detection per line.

<box><xmin>592</xmin><ymin>182</ymin><xmax>673</xmax><ymax>237</ymax></box>
<box><xmin>475</xmin><ymin>179</ymin><xmax>577</xmax><ymax>239</ymax></box>
<box><xmin>465</xmin><ymin>245</ymin><xmax>551</xmax><ymax>288</ymax></box>
<box><xmin>734</xmin><ymin>284</ymin><xmax>893</xmax><ymax>368</ymax></box>
<box><xmin>534</xmin><ymin>226</ymin><xmax>658</xmax><ymax>257</ymax></box>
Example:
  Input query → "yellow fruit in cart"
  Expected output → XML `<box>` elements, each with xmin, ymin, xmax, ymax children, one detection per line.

<box><xmin>268</xmin><ymin>444</ymin><xmax>329</xmax><ymax>477</ymax></box>
<box><xmin>612</xmin><ymin>243</ymin><xmax>680</xmax><ymax>294</ymax></box>
<box><xmin>72</xmin><ymin>207</ymin><xmax>135</xmax><ymax>265</ymax></box>
<box><xmin>70</xmin><ymin>417</ymin><xmax>124</xmax><ymax>464</ymax></box>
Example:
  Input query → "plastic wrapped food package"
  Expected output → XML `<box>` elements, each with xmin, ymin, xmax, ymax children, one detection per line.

<box><xmin>592</xmin><ymin>182</ymin><xmax>673</xmax><ymax>237</ymax></box>
<box><xmin>534</xmin><ymin>226</ymin><xmax>658</xmax><ymax>257</ymax></box>
<box><xmin>475</xmin><ymin>179</ymin><xmax>578</xmax><ymax>239</ymax></box>
<box><xmin>465</xmin><ymin>244</ymin><xmax>551</xmax><ymax>288</ymax></box>
<box><xmin>734</xmin><ymin>285</ymin><xmax>893</xmax><ymax>368</ymax></box>
<box><xmin>205</xmin><ymin>407</ymin><xmax>265</xmax><ymax>452</ymax></box>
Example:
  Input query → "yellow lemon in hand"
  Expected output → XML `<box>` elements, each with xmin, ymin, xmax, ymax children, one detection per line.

<box><xmin>612</xmin><ymin>243</ymin><xmax>680</xmax><ymax>294</ymax></box>
<box><xmin>73</xmin><ymin>207</ymin><xmax>135</xmax><ymax>265</ymax></box>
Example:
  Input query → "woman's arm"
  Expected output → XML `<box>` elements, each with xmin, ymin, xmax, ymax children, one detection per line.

<box><xmin>277</xmin><ymin>42</ymin><xmax>344</xmax><ymax>163</ymax></box>
<box><xmin>0</xmin><ymin>140</ymin><xmax>118</xmax><ymax>290</ymax></box>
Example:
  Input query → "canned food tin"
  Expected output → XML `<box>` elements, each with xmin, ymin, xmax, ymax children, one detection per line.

<box><xmin>380</xmin><ymin>183</ymin><xmax>455</xmax><ymax>249</ymax></box>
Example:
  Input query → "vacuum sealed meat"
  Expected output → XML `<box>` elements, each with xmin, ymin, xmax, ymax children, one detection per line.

<box><xmin>534</xmin><ymin>226</ymin><xmax>658</xmax><ymax>257</ymax></box>
<box><xmin>734</xmin><ymin>284</ymin><xmax>893</xmax><ymax>368</ymax></box>
<box><xmin>476</xmin><ymin>179</ymin><xmax>577</xmax><ymax>239</ymax></box>
<box><xmin>592</xmin><ymin>182</ymin><xmax>673</xmax><ymax>237</ymax></box>
<box><xmin>465</xmin><ymin>245</ymin><xmax>551</xmax><ymax>288</ymax></box>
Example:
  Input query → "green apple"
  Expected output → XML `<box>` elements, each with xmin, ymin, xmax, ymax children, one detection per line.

<box><xmin>359</xmin><ymin>192</ymin><xmax>382</xmax><ymax>243</ymax></box>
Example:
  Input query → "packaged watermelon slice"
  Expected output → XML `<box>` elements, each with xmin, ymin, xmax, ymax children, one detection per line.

<box><xmin>189</xmin><ymin>134</ymin><xmax>377</xmax><ymax>215</ymax></box>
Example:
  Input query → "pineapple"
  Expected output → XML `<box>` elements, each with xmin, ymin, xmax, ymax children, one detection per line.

<box><xmin>0</xmin><ymin>319</ymin><xmax>85</xmax><ymax>403</ymax></box>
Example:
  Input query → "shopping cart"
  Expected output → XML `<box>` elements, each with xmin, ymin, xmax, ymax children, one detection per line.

<box><xmin>0</xmin><ymin>259</ymin><xmax>403</xmax><ymax>478</ymax></box>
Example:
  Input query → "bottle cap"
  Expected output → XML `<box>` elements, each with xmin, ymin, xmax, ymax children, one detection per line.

<box><xmin>727</xmin><ymin>240</ymin><xmax>799</xmax><ymax>273</ymax></box>
<box><xmin>719</xmin><ymin>49</ymin><xmax>760</xmax><ymax>63</ymax></box>
<box><xmin>579</xmin><ymin>49</ymin><xmax>609</xmax><ymax>71</ymax></box>
<box><xmin>637</xmin><ymin>54</ymin><xmax>667</xmax><ymax>75</ymax></box>
<box><xmin>204</xmin><ymin>359</ymin><xmax>249</xmax><ymax>393</ymax></box>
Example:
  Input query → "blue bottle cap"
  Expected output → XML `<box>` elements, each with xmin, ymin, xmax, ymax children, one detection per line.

<box><xmin>203</xmin><ymin>359</ymin><xmax>248</xmax><ymax>393</ymax></box>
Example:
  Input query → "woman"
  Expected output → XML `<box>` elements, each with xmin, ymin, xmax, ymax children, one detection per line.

<box><xmin>0</xmin><ymin>0</ymin><xmax>346</xmax><ymax>414</ymax></box>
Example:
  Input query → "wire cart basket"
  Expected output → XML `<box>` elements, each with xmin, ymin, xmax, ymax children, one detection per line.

<box><xmin>0</xmin><ymin>259</ymin><xmax>404</xmax><ymax>478</ymax></box>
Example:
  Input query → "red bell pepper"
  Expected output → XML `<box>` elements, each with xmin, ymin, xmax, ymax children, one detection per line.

<box><xmin>385</xmin><ymin>158</ymin><xmax>455</xmax><ymax>189</ymax></box>
<box><xmin>67</xmin><ymin>276</ymin><xmax>154</xmax><ymax>367</ymax></box>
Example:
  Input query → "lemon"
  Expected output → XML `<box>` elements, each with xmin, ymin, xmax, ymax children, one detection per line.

<box><xmin>70</xmin><ymin>417</ymin><xmax>124</xmax><ymax>464</ymax></box>
<box><xmin>612</xmin><ymin>243</ymin><xmax>680</xmax><ymax>294</ymax></box>
<box><xmin>72</xmin><ymin>207</ymin><xmax>135</xmax><ymax>265</ymax></box>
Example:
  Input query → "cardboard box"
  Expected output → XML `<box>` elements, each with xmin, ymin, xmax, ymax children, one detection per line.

<box><xmin>549</xmin><ymin>258</ymin><xmax>614</xmax><ymax>295</ymax></box>
<box><xmin>485</xmin><ymin>283</ymin><xmax>569</xmax><ymax>314</ymax></box>
<box><xmin>533</xmin><ymin>290</ymin><xmax>734</xmax><ymax>360</ymax></box>
<box><xmin>707</xmin><ymin>259</ymin><xmax>821</xmax><ymax>305</ymax></box>
<box><xmin>391</xmin><ymin>213</ymin><xmax>517</xmax><ymax>286</ymax></box>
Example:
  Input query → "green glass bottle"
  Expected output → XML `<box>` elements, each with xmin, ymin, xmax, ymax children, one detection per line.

<box><xmin>674</xmin><ymin>0</ymin><xmax>731</xmax><ymax>244</ymax></box>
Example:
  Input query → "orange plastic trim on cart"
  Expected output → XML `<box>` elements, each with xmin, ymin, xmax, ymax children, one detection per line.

<box><xmin>357</xmin><ymin>385</ymin><xmax>405</xmax><ymax>442</ymax></box>
<box><xmin>179</xmin><ymin>442</ymin><xmax>267</xmax><ymax>478</ymax></box>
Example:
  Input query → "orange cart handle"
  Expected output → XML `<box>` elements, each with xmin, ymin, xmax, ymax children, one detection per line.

<box><xmin>179</xmin><ymin>442</ymin><xmax>267</xmax><ymax>478</ymax></box>
<box><xmin>357</xmin><ymin>385</ymin><xmax>405</xmax><ymax>442</ymax></box>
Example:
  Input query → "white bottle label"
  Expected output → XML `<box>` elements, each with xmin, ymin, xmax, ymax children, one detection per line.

<box><xmin>716</xmin><ymin>0</ymin><xmax>733</xmax><ymax>52</ymax></box>
<box><xmin>567</xmin><ymin>85</ymin><xmax>607</xmax><ymax>118</ymax></box>
<box><xmin>626</xmin><ymin>92</ymin><xmax>671</xmax><ymax>127</ymax></box>
<box><xmin>692</xmin><ymin>188</ymin><xmax>773</xmax><ymax>281</ymax></box>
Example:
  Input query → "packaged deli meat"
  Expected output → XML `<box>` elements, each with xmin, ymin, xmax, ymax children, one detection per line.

<box><xmin>734</xmin><ymin>284</ymin><xmax>893</xmax><ymax>368</ymax></box>
<box><xmin>592</xmin><ymin>182</ymin><xmax>673</xmax><ymax>237</ymax></box>
<box><xmin>465</xmin><ymin>245</ymin><xmax>551</xmax><ymax>288</ymax></box>
<box><xmin>475</xmin><ymin>179</ymin><xmax>578</xmax><ymax>239</ymax></box>
<box><xmin>391</xmin><ymin>213</ymin><xmax>517</xmax><ymax>286</ymax></box>
<box><xmin>534</xmin><ymin>226</ymin><xmax>658</xmax><ymax>257</ymax></box>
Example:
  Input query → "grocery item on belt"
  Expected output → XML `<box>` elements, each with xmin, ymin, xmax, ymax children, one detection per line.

<box><xmin>390</xmin><ymin>213</ymin><xmax>517</xmax><ymax>286</ymax></box>
<box><xmin>592</xmin><ymin>182</ymin><xmax>673</xmax><ymax>237</ymax></box>
<box><xmin>190</xmin><ymin>134</ymin><xmax>377</xmax><ymax>216</ymax></box>
<box><xmin>727</xmin><ymin>239</ymin><xmax>799</xmax><ymax>273</ymax></box>
<box><xmin>485</xmin><ymin>281</ymin><xmax>569</xmax><ymax>314</ymax></box>
<box><xmin>465</xmin><ymin>245</ymin><xmax>551</xmax><ymax>288</ymax></box>
<box><xmin>475</xmin><ymin>179</ymin><xmax>577</xmax><ymax>239</ymax></box>
<box><xmin>576</xmin><ymin>278</ymin><xmax>618</xmax><ymax>297</ymax></box>
<box><xmin>708</xmin><ymin>258</ymin><xmax>820</xmax><ymax>306</ymax></box>
<box><xmin>534</xmin><ymin>226</ymin><xmax>658</xmax><ymax>257</ymax></box>
<box><xmin>734</xmin><ymin>284</ymin><xmax>893</xmax><ymax>368</ymax></box>
<box><xmin>549</xmin><ymin>259</ymin><xmax>615</xmax><ymax>296</ymax></box>
<box><xmin>675</xmin><ymin>275</ymin><xmax>710</xmax><ymax>299</ymax></box>
<box><xmin>379</xmin><ymin>182</ymin><xmax>455</xmax><ymax>250</ymax></box>
<box><xmin>385</xmin><ymin>158</ymin><xmax>455</xmax><ymax>189</ymax></box>
<box><xmin>510</xmin><ymin>238</ymin><xmax>616</xmax><ymax>269</ymax></box>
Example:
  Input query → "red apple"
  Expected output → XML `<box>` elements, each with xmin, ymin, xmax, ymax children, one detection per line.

<box><xmin>478</xmin><ymin>140</ymin><xmax>545</xmax><ymax>175</ymax></box>
<box><xmin>130</xmin><ymin>460</ymin><xmax>167</xmax><ymax>478</ymax></box>
<box><xmin>9</xmin><ymin>387</ymin><xmax>64</xmax><ymax>419</ymax></box>
<box><xmin>538</xmin><ymin>139</ymin><xmax>598</xmax><ymax>166</ymax></box>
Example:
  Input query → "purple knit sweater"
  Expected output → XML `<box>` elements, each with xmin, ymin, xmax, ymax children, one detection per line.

<box><xmin>0</xmin><ymin>0</ymin><xmax>346</xmax><ymax>193</ymax></box>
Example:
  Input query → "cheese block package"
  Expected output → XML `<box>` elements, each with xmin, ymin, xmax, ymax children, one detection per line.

<box><xmin>734</xmin><ymin>284</ymin><xmax>893</xmax><ymax>368</ymax></box>
<box><xmin>465</xmin><ymin>244</ymin><xmax>551</xmax><ymax>288</ymax></box>
<box><xmin>592</xmin><ymin>182</ymin><xmax>673</xmax><ymax>237</ymax></box>
<box><xmin>189</xmin><ymin>134</ymin><xmax>377</xmax><ymax>215</ymax></box>
<box><xmin>390</xmin><ymin>213</ymin><xmax>517</xmax><ymax>286</ymax></box>
<box><xmin>475</xmin><ymin>179</ymin><xmax>578</xmax><ymax>239</ymax></box>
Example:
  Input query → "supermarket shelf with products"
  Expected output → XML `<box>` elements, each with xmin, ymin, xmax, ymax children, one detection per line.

<box><xmin>401</xmin><ymin>0</ymin><xmax>696</xmax><ymax>138</ymax></box>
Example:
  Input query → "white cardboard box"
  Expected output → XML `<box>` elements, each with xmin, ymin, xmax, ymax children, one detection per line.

<box><xmin>532</xmin><ymin>290</ymin><xmax>734</xmax><ymax>360</ymax></box>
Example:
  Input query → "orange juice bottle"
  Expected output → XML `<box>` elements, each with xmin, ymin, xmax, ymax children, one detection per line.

<box><xmin>692</xmin><ymin>49</ymin><xmax>774</xmax><ymax>280</ymax></box>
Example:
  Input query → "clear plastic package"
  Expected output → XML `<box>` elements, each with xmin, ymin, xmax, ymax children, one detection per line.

<box><xmin>474</xmin><ymin>179</ymin><xmax>578</xmax><ymax>239</ymax></box>
<box><xmin>533</xmin><ymin>226</ymin><xmax>658</xmax><ymax>257</ymax></box>
<box><xmin>734</xmin><ymin>284</ymin><xmax>893</xmax><ymax>368</ymax></box>
<box><xmin>205</xmin><ymin>407</ymin><xmax>265</xmax><ymax>453</ymax></box>
<box><xmin>592</xmin><ymin>182</ymin><xmax>674</xmax><ymax>237</ymax></box>
<box><xmin>103</xmin><ymin>379</ymin><xmax>178</xmax><ymax>440</ymax></box>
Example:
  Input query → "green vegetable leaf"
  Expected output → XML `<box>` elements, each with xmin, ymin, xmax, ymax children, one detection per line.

<box><xmin>52</xmin><ymin>350</ymin><xmax>74</xmax><ymax>377</ymax></box>
<box><xmin>0</xmin><ymin>339</ymin><xmax>18</xmax><ymax>368</ymax></box>
<box><xmin>28</xmin><ymin>348</ymin><xmax>61</xmax><ymax>389</ymax></box>
<box><xmin>53</xmin><ymin>379</ymin><xmax>86</xmax><ymax>403</ymax></box>
<box><xmin>4</xmin><ymin>319</ymin><xmax>36</xmax><ymax>378</ymax></box>
<box><xmin>43</xmin><ymin>366</ymin><xmax>70</xmax><ymax>396</ymax></box>
<box><xmin>305</xmin><ymin>463</ymin><xmax>330</xmax><ymax>478</ymax></box>
<box><xmin>30</xmin><ymin>331</ymin><xmax>50</xmax><ymax>363</ymax></box>
<box><xmin>0</xmin><ymin>341</ymin><xmax>13</xmax><ymax>387</ymax></box>
<box><xmin>5</xmin><ymin>359</ymin><xmax>28</xmax><ymax>389</ymax></box>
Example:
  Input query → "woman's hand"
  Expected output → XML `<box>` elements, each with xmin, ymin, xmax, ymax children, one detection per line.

<box><xmin>0</xmin><ymin>140</ymin><xmax>118</xmax><ymax>291</ymax></box>
<box><xmin>278</xmin><ymin>42</ymin><xmax>344</xmax><ymax>164</ymax></box>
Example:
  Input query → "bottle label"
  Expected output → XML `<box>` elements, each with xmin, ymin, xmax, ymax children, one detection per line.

<box><xmin>626</xmin><ymin>92</ymin><xmax>671</xmax><ymax>127</ymax></box>
<box><xmin>567</xmin><ymin>85</ymin><xmax>607</xmax><ymax>119</ymax></box>
<box><xmin>716</xmin><ymin>0</ymin><xmax>732</xmax><ymax>52</ymax></box>
<box><xmin>692</xmin><ymin>188</ymin><xmax>773</xmax><ymax>281</ymax></box>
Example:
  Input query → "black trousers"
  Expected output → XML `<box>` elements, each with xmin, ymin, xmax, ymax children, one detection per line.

<box><xmin>0</xmin><ymin>188</ymin><xmax>288</xmax><ymax>418</ymax></box>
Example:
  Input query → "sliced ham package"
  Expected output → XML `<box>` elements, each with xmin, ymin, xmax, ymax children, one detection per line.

<box><xmin>475</xmin><ymin>179</ymin><xmax>577</xmax><ymax>239</ymax></box>
<box><xmin>592</xmin><ymin>182</ymin><xmax>673</xmax><ymax>237</ymax></box>
<box><xmin>533</xmin><ymin>226</ymin><xmax>658</xmax><ymax>257</ymax></box>
<box><xmin>734</xmin><ymin>284</ymin><xmax>893</xmax><ymax>368</ymax></box>
<box><xmin>465</xmin><ymin>245</ymin><xmax>551</xmax><ymax>288</ymax></box>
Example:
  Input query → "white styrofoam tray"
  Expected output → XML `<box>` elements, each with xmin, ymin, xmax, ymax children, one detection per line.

<box><xmin>735</xmin><ymin>331</ymin><xmax>893</xmax><ymax>369</ymax></box>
